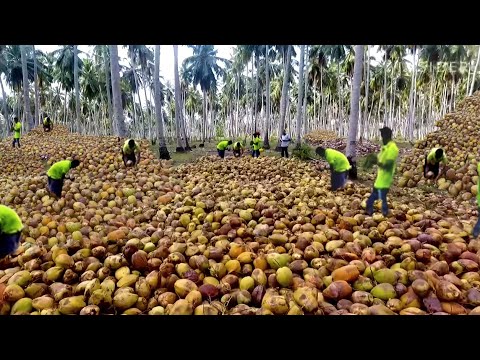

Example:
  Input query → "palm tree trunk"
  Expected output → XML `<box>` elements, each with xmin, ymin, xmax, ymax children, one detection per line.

<box><xmin>20</xmin><ymin>45</ymin><xmax>32</xmax><ymax>131</ymax></box>
<box><xmin>0</xmin><ymin>75</ymin><xmax>8</xmax><ymax>127</ymax></box>
<box><xmin>295</xmin><ymin>45</ymin><xmax>305</xmax><ymax>145</ymax></box>
<box><xmin>173</xmin><ymin>45</ymin><xmax>185</xmax><ymax>152</ymax></box>
<box><xmin>33</xmin><ymin>45</ymin><xmax>40</xmax><ymax>126</ymax></box>
<box><xmin>346</xmin><ymin>45</ymin><xmax>364</xmax><ymax>160</ymax></box>
<box><xmin>383</xmin><ymin>50</ymin><xmax>388</xmax><ymax>124</ymax></box>
<box><xmin>302</xmin><ymin>45</ymin><xmax>309</xmax><ymax>136</ymax></box>
<box><xmin>361</xmin><ymin>45</ymin><xmax>370</xmax><ymax>141</ymax></box>
<box><xmin>142</xmin><ymin>80</ymin><xmax>149</xmax><ymax>138</ymax></box>
<box><xmin>202</xmin><ymin>89</ymin><xmax>207</xmax><ymax>144</ymax></box>
<box><xmin>103</xmin><ymin>49</ymin><xmax>114</xmax><ymax>133</ymax></box>
<box><xmin>264</xmin><ymin>45</ymin><xmax>271</xmax><ymax>149</ymax></box>
<box><xmin>254</xmin><ymin>52</ymin><xmax>260</xmax><ymax>133</ymax></box>
<box><xmin>109</xmin><ymin>45</ymin><xmax>126</xmax><ymax>137</ymax></box>
<box><xmin>74</xmin><ymin>45</ymin><xmax>81</xmax><ymax>133</ymax></box>
<box><xmin>235</xmin><ymin>72</ymin><xmax>240</xmax><ymax>139</ymax></box>
<box><xmin>154</xmin><ymin>45</ymin><xmax>170</xmax><ymax>159</ymax></box>
<box><xmin>277</xmin><ymin>45</ymin><xmax>292</xmax><ymax>150</ymax></box>
<box><xmin>470</xmin><ymin>46</ymin><xmax>480</xmax><ymax>95</ymax></box>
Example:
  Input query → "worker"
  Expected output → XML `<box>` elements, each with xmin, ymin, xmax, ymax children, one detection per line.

<box><xmin>217</xmin><ymin>140</ymin><xmax>232</xmax><ymax>159</ymax></box>
<box><xmin>122</xmin><ymin>139</ymin><xmax>141</xmax><ymax>167</ymax></box>
<box><xmin>474</xmin><ymin>163</ymin><xmax>480</xmax><ymax>237</ymax></box>
<box><xmin>12</xmin><ymin>117</ymin><xmax>21</xmax><ymax>148</ymax></box>
<box><xmin>43</xmin><ymin>116</ymin><xmax>53</xmax><ymax>132</ymax></box>
<box><xmin>46</xmin><ymin>159</ymin><xmax>80</xmax><ymax>198</ymax></box>
<box><xmin>366</xmin><ymin>127</ymin><xmax>399</xmax><ymax>217</ymax></box>
<box><xmin>251</xmin><ymin>132</ymin><xmax>261</xmax><ymax>158</ymax></box>
<box><xmin>315</xmin><ymin>147</ymin><xmax>351</xmax><ymax>190</ymax></box>
<box><xmin>423</xmin><ymin>147</ymin><xmax>447</xmax><ymax>181</ymax></box>
<box><xmin>233</xmin><ymin>141</ymin><xmax>244</xmax><ymax>158</ymax></box>
<box><xmin>280</xmin><ymin>130</ymin><xmax>292</xmax><ymax>158</ymax></box>
<box><xmin>0</xmin><ymin>205</ymin><xmax>24</xmax><ymax>259</ymax></box>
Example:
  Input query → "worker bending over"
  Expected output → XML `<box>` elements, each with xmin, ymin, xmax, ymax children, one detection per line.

<box><xmin>43</xmin><ymin>116</ymin><xmax>53</xmax><ymax>132</ymax></box>
<box><xmin>366</xmin><ymin>127</ymin><xmax>399</xmax><ymax>217</ymax></box>
<box><xmin>316</xmin><ymin>147</ymin><xmax>351</xmax><ymax>190</ymax></box>
<box><xmin>47</xmin><ymin>159</ymin><xmax>80</xmax><ymax>198</ymax></box>
<box><xmin>0</xmin><ymin>205</ymin><xmax>24</xmax><ymax>259</ymax></box>
<box><xmin>122</xmin><ymin>139</ymin><xmax>141</xmax><ymax>167</ymax></box>
<box><xmin>233</xmin><ymin>141</ymin><xmax>244</xmax><ymax>157</ymax></box>
<box><xmin>217</xmin><ymin>140</ymin><xmax>232</xmax><ymax>159</ymax></box>
<box><xmin>424</xmin><ymin>147</ymin><xmax>447</xmax><ymax>181</ymax></box>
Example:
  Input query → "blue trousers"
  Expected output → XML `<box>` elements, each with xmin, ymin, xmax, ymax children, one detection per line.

<box><xmin>12</xmin><ymin>138</ymin><xmax>20</xmax><ymax>148</ymax></box>
<box><xmin>252</xmin><ymin>149</ymin><xmax>260</xmax><ymax>158</ymax></box>
<box><xmin>0</xmin><ymin>232</ymin><xmax>21</xmax><ymax>259</ymax></box>
<box><xmin>48</xmin><ymin>176</ymin><xmax>64</xmax><ymax>197</ymax></box>
<box><xmin>474</xmin><ymin>211</ymin><xmax>480</xmax><ymax>237</ymax></box>
<box><xmin>366</xmin><ymin>187</ymin><xmax>389</xmax><ymax>216</ymax></box>
<box><xmin>331</xmin><ymin>170</ymin><xmax>348</xmax><ymax>190</ymax></box>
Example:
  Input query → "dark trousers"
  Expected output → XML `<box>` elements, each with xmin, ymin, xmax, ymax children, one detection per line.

<box><xmin>330</xmin><ymin>170</ymin><xmax>348</xmax><ymax>190</ymax></box>
<box><xmin>281</xmin><ymin>147</ymin><xmax>289</xmax><ymax>158</ymax></box>
<box><xmin>474</xmin><ymin>210</ymin><xmax>480</xmax><ymax>237</ymax></box>
<box><xmin>423</xmin><ymin>155</ymin><xmax>439</xmax><ymax>178</ymax></box>
<box><xmin>12</xmin><ymin>138</ymin><xmax>20</xmax><ymax>148</ymax></box>
<box><xmin>252</xmin><ymin>149</ymin><xmax>260</xmax><ymax>158</ymax></box>
<box><xmin>233</xmin><ymin>150</ymin><xmax>241</xmax><ymax>157</ymax></box>
<box><xmin>366</xmin><ymin>187</ymin><xmax>390</xmax><ymax>216</ymax></box>
<box><xmin>44</xmin><ymin>124</ymin><xmax>51</xmax><ymax>132</ymax></box>
<box><xmin>0</xmin><ymin>232</ymin><xmax>21</xmax><ymax>259</ymax></box>
<box><xmin>218</xmin><ymin>149</ymin><xmax>226</xmax><ymax>159</ymax></box>
<box><xmin>122</xmin><ymin>151</ymin><xmax>136</xmax><ymax>166</ymax></box>
<box><xmin>48</xmin><ymin>176</ymin><xmax>64</xmax><ymax>198</ymax></box>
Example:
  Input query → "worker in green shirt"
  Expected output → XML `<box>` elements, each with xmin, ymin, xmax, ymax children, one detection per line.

<box><xmin>12</xmin><ymin>117</ymin><xmax>21</xmax><ymax>148</ymax></box>
<box><xmin>0</xmin><ymin>205</ymin><xmax>24</xmax><ymax>259</ymax></box>
<box><xmin>43</xmin><ymin>116</ymin><xmax>53</xmax><ymax>132</ymax></box>
<box><xmin>423</xmin><ymin>147</ymin><xmax>447</xmax><ymax>181</ymax></box>
<box><xmin>46</xmin><ymin>159</ymin><xmax>80</xmax><ymax>198</ymax></box>
<box><xmin>217</xmin><ymin>140</ymin><xmax>232</xmax><ymax>159</ymax></box>
<box><xmin>122</xmin><ymin>139</ymin><xmax>141</xmax><ymax>167</ymax></box>
<box><xmin>233</xmin><ymin>141</ymin><xmax>244</xmax><ymax>158</ymax></box>
<box><xmin>251</xmin><ymin>132</ymin><xmax>261</xmax><ymax>158</ymax></box>
<box><xmin>473</xmin><ymin>163</ymin><xmax>480</xmax><ymax>237</ymax></box>
<box><xmin>315</xmin><ymin>147</ymin><xmax>351</xmax><ymax>190</ymax></box>
<box><xmin>366</xmin><ymin>127</ymin><xmax>399</xmax><ymax>217</ymax></box>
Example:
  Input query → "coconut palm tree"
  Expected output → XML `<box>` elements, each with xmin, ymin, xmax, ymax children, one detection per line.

<box><xmin>346</xmin><ymin>45</ymin><xmax>364</xmax><ymax>159</ymax></box>
<box><xmin>295</xmin><ymin>45</ymin><xmax>305</xmax><ymax>145</ymax></box>
<box><xmin>109</xmin><ymin>45</ymin><xmax>126</xmax><ymax>137</ymax></box>
<box><xmin>183</xmin><ymin>45</ymin><xmax>229</xmax><ymax>145</ymax></box>
<box><xmin>0</xmin><ymin>45</ymin><xmax>9</xmax><ymax>126</ymax></box>
<box><xmin>276</xmin><ymin>45</ymin><xmax>293</xmax><ymax>149</ymax></box>
<box><xmin>173</xmin><ymin>45</ymin><xmax>186</xmax><ymax>152</ymax></box>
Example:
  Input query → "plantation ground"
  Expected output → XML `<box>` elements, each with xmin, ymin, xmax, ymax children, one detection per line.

<box><xmin>1</xmin><ymin>126</ymin><xmax>479</xmax><ymax>315</ymax></box>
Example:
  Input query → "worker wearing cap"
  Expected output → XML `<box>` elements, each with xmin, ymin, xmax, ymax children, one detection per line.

<box><xmin>47</xmin><ymin>159</ymin><xmax>80</xmax><ymax>198</ymax></box>
<box><xmin>233</xmin><ymin>141</ymin><xmax>244</xmax><ymax>158</ymax></box>
<box><xmin>0</xmin><ymin>205</ymin><xmax>24</xmax><ymax>259</ymax></box>
<box><xmin>43</xmin><ymin>116</ymin><xmax>53</xmax><ymax>132</ymax></box>
<box><xmin>424</xmin><ymin>147</ymin><xmax>447</xmax><ymax>181</ymax></box>
<box><xmin>217</xmin><ymin>140</ymin><xmax>232</xmax><ymax>159</ymax></box>
<box><xmin>474</xmin><ymin>163</ymin><xmax>480</xmax><ymax>237</ymax></box>
<box><xmin>315</xmin><ymin>147</ymin><xmax>351</xmax><ymax>191</ymax></box>
<box><xmin>122</xmin><ymin>139</ymin><xmax>141</xmax><ymax>167</ymax></box>
<box><xmin>366</xmin><ymin>126</ymin><xmax>399</xmax><ymax>217</ymax></box>
<box><xmin>251</xmin><ymin>132</ymin><xmax>262</xmax><ymax>158</ymax></box>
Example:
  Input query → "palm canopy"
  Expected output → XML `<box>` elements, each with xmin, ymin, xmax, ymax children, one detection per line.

<box><xmin>52</xmin><ymin>45</ymin><xmax>84</xmax><ymax>92</ymax></box>
<box><xmin>183</xmin><ymin>45</ymin><xmax>231</xmax><ymax>93</ymax></box>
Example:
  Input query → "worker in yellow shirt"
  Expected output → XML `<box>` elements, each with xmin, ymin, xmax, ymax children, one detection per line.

<box><xmin>315</xmin><ymin>147</ymin><xmax>351</xmax><ymax>190</ymax></box>
<box><xmin>217</xmin><ymin>140</ymin><xmax>232</xmax><ymax>159</ymax></box>
<box><xmin>423</xmin><ymin>147</ymin><xmax>447</xmax><ymax>181</ymax></box>
<box><xmin>43</xmin><ymin>116</ymin><xmax>53</xmax><ymax>132</ymax></box>
<box><xmin>251</xmin><ymin>132</ymin><xmax>261</xmax><ymax>158</ymax></box>
<box><xmin>366</xmin><ymin>127</ymin><xmax>399</xmax><ymax>217</ymax></box>
<box><xmin>233</xmin><ymin>141</ymin><xmax>244</xmax><ymax>158</ymax></box>
<box><xmin>12</xmin><ymin>117</ymin><xmax>21</xmax><ymax>148</ymax></box>
<box><xmin>46</xmin><ymin>159</ymin><xmax>80</xmax><ymax>198</ymax></box>
<box><xmin>122</xmin><ymin>139</ymin><xmax>141</xmax><ymax>167</ymax></box>
<box><xmin>0</xmin><ymin>205</ymin><xmax>24</xmax><ymax>259</ymax></box>
<box><xmin>474</xmin><ymin>163</ymin><xmax>480</xmax><ymax>237</ymax></box>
